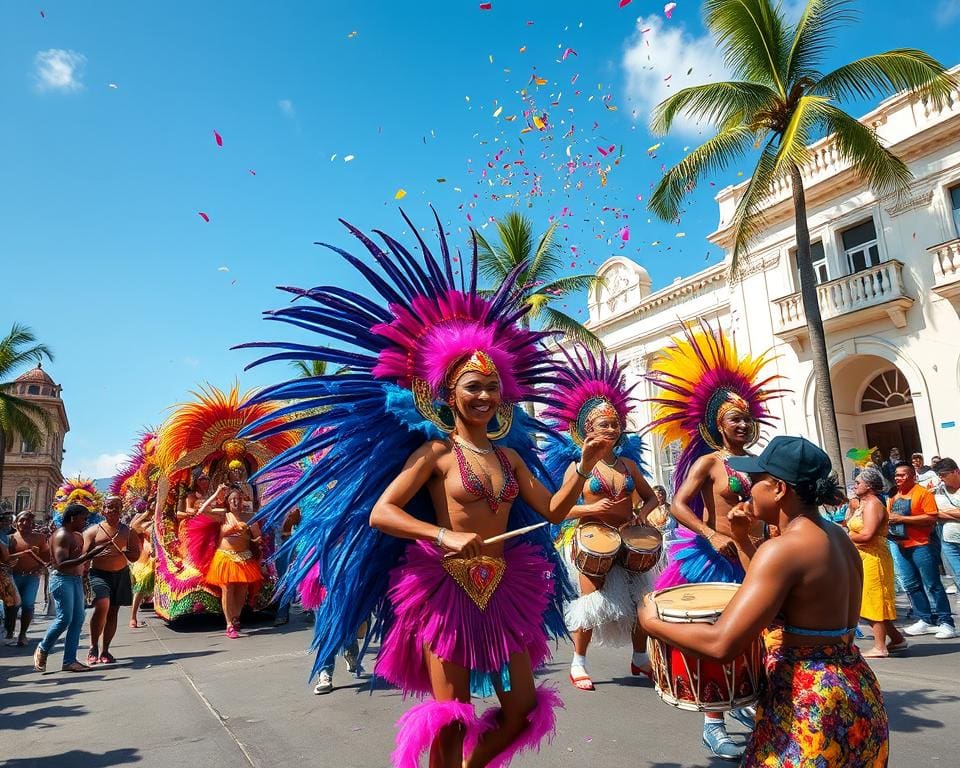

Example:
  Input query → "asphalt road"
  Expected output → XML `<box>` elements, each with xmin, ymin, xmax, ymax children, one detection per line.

<box><xmin>2</xmin><ymin>599</ymin><xmax>958</xmax><ymax>768</ymax></box>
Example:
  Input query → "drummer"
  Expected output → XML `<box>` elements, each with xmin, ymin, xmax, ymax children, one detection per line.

<box><xmin>542</xmin><ymin>349</ymin><xmax>658</xmax><ymax>691</ymax></box>
<box><xmin>640</xmin><ymin>437</ymin><xmax>889</xmax><ymax>767</ymax></box>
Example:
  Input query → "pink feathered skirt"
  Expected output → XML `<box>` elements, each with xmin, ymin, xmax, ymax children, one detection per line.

<box><xmin>375</xmin><ymin>541</ymin><xmax>554</xmax><ymax>697</ymax></box>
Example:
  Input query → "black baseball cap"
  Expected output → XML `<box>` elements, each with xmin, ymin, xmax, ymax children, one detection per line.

<box><xmin>726</xmin><ymin>436</ymin><xmax>832</xmax><ymax>485</ymax></box>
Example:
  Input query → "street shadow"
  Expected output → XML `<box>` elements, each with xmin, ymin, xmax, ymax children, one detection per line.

<box><xmin>599</xmin><ymin>674</ymin><xmax>655</xmax><ymax>689</ymax></box>
<box><xmin>0</xmin><ymin>686</ymin><xmax>87</xmax><ymax>708</ymax></box>
<box><xmin>0</xmin><ymin>703</ymin><xmax>88</xmax><ymax>731</ymax></box>
<box><xmin>885</xmin><ymin>687</ymin><xmax>959</xmax><ymax>733</ymax></box>
<box><xmin>887</xmin><ymin>640</ymin><xmax>960</xmax><ymax>659</ymax></box>
<box><xmin>3</xmin><ymin>748</ymin><xmax>141</xmax><ymax>768</ymax></box>
<box><xmin>123</xmin><ymin>649</ymin><xmax>219</xmax><ymax>670</ymax></box>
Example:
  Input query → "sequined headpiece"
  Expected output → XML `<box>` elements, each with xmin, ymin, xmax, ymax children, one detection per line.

<box><xmin>446</xmin><ymin>350</ymin><xmax>499</xmax><ymax>391</ymax></box>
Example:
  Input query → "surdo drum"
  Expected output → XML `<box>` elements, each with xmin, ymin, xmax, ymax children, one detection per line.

<box><xmin>617</xmin><ymin>523</ymin><xmax>662</xmax><ymax>573</ymax></box>
<box><xmin>649</xmin><ymin>583</ymin><xmax>764</xmax><ymax>712</ymax></box>
<box><xmin>571</xmin><ymin>522</ymin><xmax>621</xmax><ymax>577</ymax></box>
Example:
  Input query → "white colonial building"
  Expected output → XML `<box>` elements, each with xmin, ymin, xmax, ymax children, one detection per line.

<box><xmin>588</xmin><ymin>74</ymin><xmax>960</xmax><ymax>491</ymax></box>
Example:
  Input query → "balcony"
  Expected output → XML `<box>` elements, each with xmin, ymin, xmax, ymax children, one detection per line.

<box><xmin>930</xmin><ymin>238</ymin><xmax>960</xmax><ymax>299</ymax></box>
<box><xmin>772</xmin><ymin>260</ymin><xmax>913</xmax><ymax>350</ymax></box>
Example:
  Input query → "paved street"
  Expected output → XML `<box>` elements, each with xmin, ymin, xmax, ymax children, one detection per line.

<box><xmin>2</xmin><ymin>600</ymin><xmax>958</xmax><ymax>768</ymax></box>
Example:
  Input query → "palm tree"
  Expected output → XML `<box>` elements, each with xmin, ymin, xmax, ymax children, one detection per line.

<box><xmin>0</xmin><ymin>324</ymin><xmax>54</xmax><ymax>500</ymax></box>
<box><xmin>289</xmin><ymin>359</ymin><xmax>328</xmax><ymax>378</ymax></box>
<box><xmin>475</xmin><ymin>212</ymin><xmax>604</xmax><ymax>351</ymax></box>
<box><xmin>648</xmin><ymin>0</ymin><xmax>956</xmax><ymax>482</ymax></box>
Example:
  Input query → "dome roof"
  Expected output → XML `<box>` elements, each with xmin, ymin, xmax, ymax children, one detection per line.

<box><xmin>16</xmin><ymin>364</ymin><xmax>54</xmax><ymax>385</ymax></box>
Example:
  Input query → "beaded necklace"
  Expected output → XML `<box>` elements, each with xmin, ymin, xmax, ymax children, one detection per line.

<box><xmin>452</xmin><ymin>438</ymin><xmax>519</xmax><ymax>513</ymax></box>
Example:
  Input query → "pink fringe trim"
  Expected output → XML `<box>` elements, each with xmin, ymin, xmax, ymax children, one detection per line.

<box><xmin>298</xmin><ymin>561</ymin><xmax>327</xmax><ymax>610</ymax></box>
<box><xmin>465</xmin><ymin>684</ymin><xmax>563</xmax><ymax>768</ymax></box>
<box><xmin>392</xmin><ymin>699</ymin><xmax>475</xmax><ymax>768</ymax></box>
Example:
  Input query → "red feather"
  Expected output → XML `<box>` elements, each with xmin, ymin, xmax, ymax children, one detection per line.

<box><xmin>198</xmin><ymin>211</ymin><xmax>210</xmax><ymax>222</ymax></box>
<box><xmin>213</xmin><ymin>130</ymin><xmax>223</xmax><ymax>147</ymax></box>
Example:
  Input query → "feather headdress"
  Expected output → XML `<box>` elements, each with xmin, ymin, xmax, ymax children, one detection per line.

<box><xmin>237</xmin><ymin>210</ymin><xmax>571</xmax><ymax>678</ymax></box>
<box><xmin>155</xmin><ymin>383</ymin><xmax>296</xmax><ymax>475</ymax></box>
<box><xmin>51</xmin><ymin>476</ymin><xmax>104</xmax><ymax>527</ymax></box>
<box><xmin>644</xmin><ymin>319</ymin><xmax>784</xmax><ymax>497</ymax></box>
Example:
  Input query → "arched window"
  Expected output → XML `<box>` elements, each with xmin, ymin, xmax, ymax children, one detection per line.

<box><xmin>15</xmin><ymin>488</ymin><xmax>31</xmax><ymax>513</ymax></box>
<box><xmin>860</xmin><ymin>369</ymin><xmax>912</xmax><ymax>412</ymax></box>
<box><xmin>27</xmin><ymin>384</ymin><xmax>40</xmax><ymax>395</ymax></box>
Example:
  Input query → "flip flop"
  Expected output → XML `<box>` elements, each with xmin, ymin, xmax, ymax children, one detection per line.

<box><xmin>86</xmin><ymin>649</ymin><xmax>100</xmax><ymax>665</ymax></box>
<box><xmin>98</xmin><ymin>652</ymin><xmax>117</xmax><ymax>664</ymax></box>
<box><xmin>129</xmin><ymin>620</ymin><xmax>147</xmax><ymax>628</ymax></box>
<box><xmin>33</xmin><ymin>647</ymin><xmax>47</xmax><ymax>673</ymax></box>
<box><xmin>887</xmin><ymin>640</ymin><xmax>909</xmax><ymax>653</ymax></box>
<box><xmin>62</xmin><ymin>662</ymin><xmax>91</xmax><ymax>673</ymax></box>
<box><xmin>569</xmin><ymin>672</ymin><xmax>595</xmax><ymax>691</ymax></box>
<box><xmin>860</xmin><ymin>649</ymin><xmax>889</xmax><ymax>659</ymax></box>
<box><xmin>630</xmin><ymin>662</ymin><xmax>653</xmax><ymax>680</ymax></box>
<box><xmin>17</xmin><ymin>638</ymin><xmax>27</xmax><ymax>648</ymax></box>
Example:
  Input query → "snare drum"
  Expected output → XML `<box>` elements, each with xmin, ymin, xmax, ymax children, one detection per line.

<box><xmin>618</xmin><ymin>524</ymin><xmax>662</xmax><ymax>573</ymax></box>
<box><xmin>649</xmin><ymin>583</ymin><xmax>763</xmax><ymax>712</ymax></box>
<box><xmin>571</xmin><ymin>523</ymin><xmax>621</xmax><ymax>577</ymax></box>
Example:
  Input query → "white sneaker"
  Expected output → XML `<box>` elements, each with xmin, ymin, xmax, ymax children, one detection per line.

<box><xmin>313</xmin><ymin>670</ymin><xmax>333</xmax><ymax>695</ymax></box>
<box><xmin>934</xmin><ymin>623</ymin><xmax>957</xmax><ymax>639</ymax></box>
<box><xmin>946</xmin><ymin>584</ymin><xmax>958</xmax><ymax>595</ymax></box>
<box><xmin>903</xmin><ymin>620</ymin><xmax>937</xmax><ymax>636</ymax></box>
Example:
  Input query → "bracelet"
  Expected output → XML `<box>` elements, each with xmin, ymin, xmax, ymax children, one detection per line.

<box><xmin>575</xmin><ymin>464</ymin><xmax>591</xmax><ymax>480</ymax></box>
<box><xmin>704</xmin><ymin>530</ymin><xmax>716</xmax><ymax>543</ymax></box>
<box><xmin>435</xmin><ymin>527</ymin><xmax>446</xmax><ymax>548</ymax></box>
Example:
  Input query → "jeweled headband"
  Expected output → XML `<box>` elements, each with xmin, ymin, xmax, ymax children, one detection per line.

<box><xmin>446</xmin><ymin>350</ymin><xmax>499</xmax><ymax>393</ymax></box>
<box><xmin>699</xmin><ymin>390</ymin><xmax>758</xmax><ymax>451</ymax></box>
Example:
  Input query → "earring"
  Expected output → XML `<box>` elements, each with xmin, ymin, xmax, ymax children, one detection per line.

<box><xmin>486</xmin><ymin>404</ymin><xmax>514</xmax><ymax>440</ymax></box>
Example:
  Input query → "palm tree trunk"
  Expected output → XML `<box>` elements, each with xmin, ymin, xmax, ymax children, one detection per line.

<box><xmin>791</xmin><ymin>165</ymin><xmax>845</xmax><ymax>485</ymax></box>
<box><xmin>0</xmin><ymin>426</ymin><xmax>5</xmax><ymax>503</ymax></box>
<box><xmin>520</xmin><ymin>315</ymin><xmax>536</xmax><ymax>418</ymax></box>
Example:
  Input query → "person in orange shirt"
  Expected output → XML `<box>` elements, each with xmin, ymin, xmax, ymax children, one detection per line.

<box><xmin>888</xmin><ymin>462</ymin><xmax>956</xmax><ymax>639</ymax></box>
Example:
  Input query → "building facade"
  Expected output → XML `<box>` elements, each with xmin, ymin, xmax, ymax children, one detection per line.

<box><xmin>1</xmin><ymin>365</ymin><xmax>69</xmax><ymax>518</ymax></box>
<box><xmin>588</xmin><ymin>76</ymin><xmax>960</xmax><ymax>491</ymax></box>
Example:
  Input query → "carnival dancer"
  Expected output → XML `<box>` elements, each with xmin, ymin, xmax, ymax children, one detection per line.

<box><xmin>84</xmin><ymin>495</ymin><xmax>141</xmax><ymax>664</ymax></box>
<box><xmin>241</xmin><ymin>211</ymin><xmax>605</xmax><ymax>768</ymax></box>
<box><xmin>128</xmin><ymin>508</ymin><xmax>156</xmax><ymax>628</ymax></box>
<box><xmin>640</xmin><ymin>437</ymin><xmax>889</xmax><ymax>767</ymax></box>
<box><xmin>186</xmin><ymin>483</ymin><xmax>264</xmax><ymax>638</ymax></box>
<box><xmin>151</xmin><ymin>384</ymin><xmax>294</xmax><ymax>622</ymax></box>
<box><xmin>644</xmin><ymin>320</ymin><xmax>783</xmax><ymax>761</ymax></box>
<box><xmin>540</xmin><ymin>346</ymin><xmax>658</xmax><ymax>690</ymax></box>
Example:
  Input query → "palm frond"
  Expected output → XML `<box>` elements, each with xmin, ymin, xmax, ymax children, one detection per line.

<box><xmin>771</xmin><ymin>94</ymin><xmax>830</xmax><ymax>176</ymax></box>
<box><xmin>0</xmin><ymin>391</ymin><xmax>52</xmax><ymax>447</ymax></box>
<box><xmin>703</xmin><ymin>0</ymin><xmax>789</xmax><ymax>94</ymax></box>
<box><xmin>651</xmin><ymin>80</ymin><xmax>777</xmax><ymax>136</ymax></box>
<box><xmin>649</xmin><ymin>123</ymin><xmax>757</xmax><ymax>222</ymax></box>
<box><xmin>786</xmin><ymin>0</ymin><xmax>857</xmax><ymax>82</ymax></box>
<box><xmin>0</xmin><ymin>323</ymin><xmax>54</xmax><ymax>378</ymax></box>
<box><xmin>529</xmin><ymin>219</ymin><xmax>563</xmax><ymax>278</ymax></box>
<box><xmin>540</xmin><ymin>307</ymin><xmax>605</xmax><ymax>353</ymax></box>
<box><xmin>494</xmin><ymin>213</ymin><xmax>534</xmax><ymax>285</ymax></box>
<box><xmin>524</xmin><ymin>293</ymin><xmax>551</xmax><ymax>319</ymax></box>
<box><xmin>474</xmin><ymin>230</ymin><xmax>514</xmax><ymax>282</ymax></box>
<box><xmin>816</xmin><ymin>102</ymin><xmax>912</xmax><ymax>197</ymax></box>
<box><xmin>537</xmin><ymin>274</ymin><xmax>602</xmax><ymax>296</ymax></box>
<box><xmin>813</xmin><ymin>50</ymin><xmax>958</xmax><ymax>110</ymax></box>
<box><xmin>729</xmin><ymin>138</ymin><xmax>781</xmax><ymax>273</ymax></box>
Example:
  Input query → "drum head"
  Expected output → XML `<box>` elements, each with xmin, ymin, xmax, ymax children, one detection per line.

<box><xmin>653</xmin><ymin>582</ymin><xmax>739</xmax><ymax>621</ymax></box>
<box><xmin>620</xmin><ymin>524</ymin><xmax>662</xmax><ymax>550</ymax></box>
<box><xmin>577</xmin><ymin>523</ymin><xmax>621</xmax><ymax>554</ymax></box>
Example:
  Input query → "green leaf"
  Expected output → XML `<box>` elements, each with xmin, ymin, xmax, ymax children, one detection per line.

<box><xmin>651</xmin><ymin>80</ymin><xmax>777</xmax><ymax>136</ymax></box>
<box><xmin>771</xmin><ymin>94</ymin><xmax>830</xmax><ymax>176</ymax></box>
<box><xmin>786</xmin><ymin>0</ymin><xmax>858</xmax><ymax>82</ymax></box>
<box><xmin>538</xmin><ymin>274</ymin><xmax>602</xmax><ymax>297</ymax></box>
<box><xmin>729</xmin><ymin>138</ymin><xmax>781</xmax><ymax>273</ymax></box>
<box><xmin>704</xmin><ymin>0</ymin><xmax>790</xmax><ymax>94</ymax></box>
<box><xmin>541</xmin><ymin>307</ymin><xmax>606</xmax><ymax>353</ymax></box>
<box><xmin>813</xmin><ymin>50</ymin><xmax>958</xmax><ymax>110</ymax></box>
<box><xmin>474</xmin><ymin>229</ymin><xmax>513</xmax><ymax>282</ymax></box>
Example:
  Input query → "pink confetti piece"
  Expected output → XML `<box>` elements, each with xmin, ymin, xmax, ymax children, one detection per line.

<box><xmin>664</xmin><ymin>2</ymin><xmax>677</xmax><ymax>18</ymax></box>
<box><xmin>479</xmin><ymin>1</ymin><xmax>492</xmax><ymax>9</ymax></box>
<box><xmin>562</xmin><ymin>47</ymin><xmax>577</xmax><ymax>60</ymax></box>
<box><xmin>197</xmin><ymin>211</ymin><xmax>210</xmax><ymax>222</ymax></box>
<box><xmin>619</xmin><ymin>0</ymin><xmax>633</xmax><ymax>7</ymax></box>
<box><xmin>213</xmin><ymin>130</ymin><xmax>223</xmax><ymax>147</ymax></box>
<box><xmin>619</xmin><ymin>226</ymin><xmax>630</xmax><ymax>242</ymax></box>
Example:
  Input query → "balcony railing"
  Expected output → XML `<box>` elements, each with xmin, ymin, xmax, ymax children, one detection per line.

<box><xmin>930</xmin><ymin>238</ymin><xmax>960</xmax><ymax>299</ymax></box>
<box><xmin>773</xmin><ymin>260</ymin><xmax>913</xmax><ymax>345</ymax></box>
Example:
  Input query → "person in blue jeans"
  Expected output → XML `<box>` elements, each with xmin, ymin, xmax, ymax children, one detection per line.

<box><xmin>888</xmin><ymin>463</ymin><xmax>956</xmax><ymax>639</ymax></box>
<box><xmin>34</xmin><ymin>504</ymin><xmax>112</xmax><ymax>673</ymax></box>
<box><xmin>7</xmin><ymin>510</ymin><xmax>52</xmax><ymax>647</ymax></box>
<box><xmin>932</xmin><ymin>458</ymin><xmax>960</xmax><ymax>591</ymax></box>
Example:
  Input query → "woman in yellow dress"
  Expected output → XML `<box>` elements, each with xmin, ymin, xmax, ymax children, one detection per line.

<box><xmin>847</xmin><ymin>467</ymin><xmax>906</xmax><ymax>657</ymax></box>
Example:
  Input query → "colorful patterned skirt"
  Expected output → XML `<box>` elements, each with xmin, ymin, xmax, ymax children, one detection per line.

<box><xmin>375</xmin><ymin>541</ymin><xmax>554</xmax><ymax>698</ymax></box>
<box><xmin>744</xmin><ymin>642</ymin><xmax>889</xmax><ymax>767</ymax></box>
<box><xmin>130</xmin><ymin>559</ymin><xmax>156</xmax><ymax>596</ymax></box>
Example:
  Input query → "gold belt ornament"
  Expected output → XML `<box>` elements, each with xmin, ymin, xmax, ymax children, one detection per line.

<box><xmin>219</xmin><ymin>549</ymin><xmax>254</xmax><ymax>563</ymax></box>
<box><xmin>442</xmin><ymin>555</ymin><xmax>506</xmax><ymax>611</ymax></box>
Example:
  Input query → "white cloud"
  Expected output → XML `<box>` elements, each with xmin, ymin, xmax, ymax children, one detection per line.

<box><xmin>622</xmin><ymin>15</ymin><xmax>731</xmax><ymax>137</ymax></box>
<box><xmin>65</xmin><ymin>452</ymin><xmax>129</xmax><ymax>480</ymax></box>
<box><xmin>936</xmin><ymin>0</ymin><xmax>960</xmax><ymax>25</ymax></box>
<box><xmin>278</xmin><ymin>98</ymin><xmax>295</xmax><ymax>117</ymax></box>
<box><xmin>34</xmin><ymin>49</ymin><xmax>86</xmax><ymax>92</ymax></box>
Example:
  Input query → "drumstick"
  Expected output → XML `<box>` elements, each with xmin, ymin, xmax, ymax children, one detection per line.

<box><xmin>482</xmin><ymin>521</ymin><xmax>549</xmax><ymax>545</ymax></box>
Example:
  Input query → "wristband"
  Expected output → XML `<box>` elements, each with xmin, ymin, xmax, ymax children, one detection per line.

<box><xmin>575</xmin><ymin>464</ymin><xmax>591</xmax><ymax>480</ymax></box>
<box><xmin>435</xmin><ymin>527</ymin><xmax>446</xmax><ymax>548</ymax></box>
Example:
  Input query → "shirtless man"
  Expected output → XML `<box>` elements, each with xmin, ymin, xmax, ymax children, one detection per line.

<box><xmin>7</xmin><ymin>511</ymin><xmax>52</xmax><ymax>647</ymax></box>
<box><xmin>83</xmin><ymin>496</ymin><xmax>141</xmax><ymax>664</ymax></box>
<box><xmin>35</xmin><ymin>504</ymin><xmax>112</xmax><ymax>672</ymax></box>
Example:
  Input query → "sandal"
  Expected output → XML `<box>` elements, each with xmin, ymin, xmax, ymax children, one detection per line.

<box><xmin>887</xmin><ymin>640</ymin><xmax>909</xmax><ymax>653</ymax></box>
<box><xmin>87</xmin><ymin>648</ymin><xmax>100</xmax><ymax>665</ymax></box>
<box><xmin>98</xmin><ymin>652</ymin><xmax>117</xmax><ymax>664</ymax></box>
<box><xmin>34</xmin><ymin>647</ymin><xmax>47</xmax><ymax>673</ymax></box>
<box><xmin>129</xmin><ymin>620</ymin><xmax>146</xmax><ymax>628</ymax></box>
<box><xmin>17</xmin><ymin>636</ymin><xmax>27</xmax><ymax>648</ymax></box>
<box><xmin>569</xmin><ymin>671</ymin><xmax>595</xmax><ymax>691</ymax></box>
<box><xmin>62</xmin><ymin>661</ymin><xmax>91</xmax><ymax>673</ymax></box>
<box><xmin>630</xmin><ymin>661</ymin><xmax>653</xmax><ymax>679</ymax></box>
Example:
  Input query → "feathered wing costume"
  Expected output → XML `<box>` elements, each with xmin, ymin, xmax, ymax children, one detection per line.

<box><xmin>539</xmin><ymin>346</ymin><xmax>651</xmax><ymax>646</ymax></box>
<box><xmin>111</xmin><ymin>431</ymin><xmax>160</xmax><ymax>598</ymax></box>
<box><xmin>644</xmin><ymin>320</ymin><xmax>783</xmax><ymax>588</ymax></box>
<box><xmin>151</xmin><ymin>384</ymin><xmax>295</xmax><ymax>621</ymax></box>
<box><xmin>239</xmin><ymin>211</ymin><xmax>572</xmax><ymax>767</ymax></box>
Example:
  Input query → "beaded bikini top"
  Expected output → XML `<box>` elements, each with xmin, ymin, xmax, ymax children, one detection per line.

<box><xmin>588</xmin><ymin>461</ymin><xmax>635</xmax><ymax>499</ymax></box>
<box><xmin>452</xmin><ymin>439</ymin><xmax>519</xmax><ymax>513</ymax></box>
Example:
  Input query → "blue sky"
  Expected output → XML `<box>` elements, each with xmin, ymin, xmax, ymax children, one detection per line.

<box><xmin>2</xmin><ymin>1</ymin><xmax>958</xmax><ymax>480</ymax></box>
